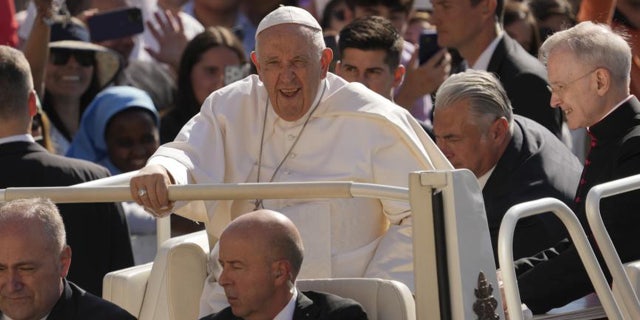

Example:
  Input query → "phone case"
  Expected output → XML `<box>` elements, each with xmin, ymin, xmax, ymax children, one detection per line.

<box><xmin>419</xmin><ymin>31</ymin><xmax>440</xmax><ymax>65</ymax></box>
<box><xmin>88</xmin><ymin>7</ymin><xmax>144</xmax><ymax>42</ymax></box>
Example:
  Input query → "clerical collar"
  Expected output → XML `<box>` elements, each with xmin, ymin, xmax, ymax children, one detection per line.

<box><xmin>588</xmin><ymin>95</ymin><xmax>636</xmax><ymax>140</ymax></box>
<box><xmin>588</xmin><ymin>95</ymin><xmax>634</xmax><ymax>133</ymax></box>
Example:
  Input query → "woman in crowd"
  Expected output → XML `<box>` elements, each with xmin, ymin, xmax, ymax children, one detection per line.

<box><xmin>504</xmin><ymin>0</ymin><xmax>541</xmax><ymax>56</ymax></box>
<box><xmin>67</xmin><ymin>86</ymin><xmax>160</xmax><ymax>264</ymax></box>
<box><xmin>160</xmin><ymin>26</ymin><xmax>246</xmax><ymax>143</ymax></box>
<box><xmin>25</xmin><ymin>16</ymin><xmax>122</xmax><ymax>154</ymax></box>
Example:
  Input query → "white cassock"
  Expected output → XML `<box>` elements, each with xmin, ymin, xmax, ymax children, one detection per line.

<box><xmin>147</xmin><ymin>73</ymin><xmax>452</xmax><ymax>316</ymax></box>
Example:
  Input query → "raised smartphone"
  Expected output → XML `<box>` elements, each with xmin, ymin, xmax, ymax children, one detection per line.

<box><xmin>419</xmin><ymin>30</ymin><xmax>441</xmax><ymax>65</ymax></box>
<box><xmin>88</xmin><ymin>7</ymin><xmax>144</xmax><ymax>42</ymax></box>
<box><xmin>224</xmin><ymin>64</ymin><xmax>251</xmax><ymax>86</ymax></box>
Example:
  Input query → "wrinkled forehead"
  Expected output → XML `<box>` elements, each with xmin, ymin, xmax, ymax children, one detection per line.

<box><xmin>254</xmin><ymin>24</ymin><xmax>321</xmax><ymax>58</ymax></box>
<box><xmin>256</xmin><ymin>23</ymin><xmax>317</xmax><ymax>42</ymax></box>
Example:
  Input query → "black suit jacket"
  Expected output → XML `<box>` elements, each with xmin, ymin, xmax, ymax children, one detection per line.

<box><xmin>49</xmin><ymin>280</ymin><xmax>135</xmax><ymax>319</ymax></box>
<box><xmin>487</xmin><ymin>35</ymin><xmax>563</xmax><ymax>138</ymax></box>
<box><xmin>200</xmin><ymin>290</ymin><xmax>368</xmax><ymax>320</ymax></box>
<box><xmin>483</xmin><ymin>116</ymin><xmax>582</xmax><ymax>264</ymax></box>
<box><xmin>0</xmin><ymin>141</ymin><xmax>134</xmax><ymax>295</ymax></box>
<box><xmin>0</xmin><ymin>279</ymin><xmax>134</xmax><ymax>320</ymax></box>
<box><xmin>517</xmin><ymin>97</ymin><xmax>640</xmax><ymax>313</ymax></box>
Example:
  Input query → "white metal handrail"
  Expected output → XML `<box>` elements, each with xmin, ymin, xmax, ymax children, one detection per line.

<box><xmin>0</xmin><ymin>181</ymin><xmax>409</xmax><ymax>203</ymax></box>
<box><xmin>586</xmin><ymin>174</ymin><xmax>640</xmax><ymax>318</ymax></box>
<box><xmin>498</xmin><ymin>198</ymin><xmax>622</xmax><ymax>320</ymax></box>
<box><xmin>0</xmin><ymin>180</ymin><xmax>409</xmax><ymax>258</ymax></box>
<box><xmin>73</xmin><ymin>170</ymin><xmax>139</xmax><ymax>187</ymax></box>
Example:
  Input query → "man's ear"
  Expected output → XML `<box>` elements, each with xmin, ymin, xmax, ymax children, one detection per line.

<box><xmin>28</xmin><ymin>90</ymin><xmax>38</xmax><ymax>117</ymax></box>
<box><xmin>594</xmin><ymin>68</ymin><xmax>610</xmax><ymax>96</ymax></box>
<box><xmin>272</xmin><ymin>260</ymin><xmax>292</xmax><ymax>285</ymax></box>
<box><xmin>251</xmin><ymin>51</ymin><xmax>261</xmax><ymax>77</ymax></box>
<box><xmin>480</xmin><ymin>0</ymin><xmax>497</xmax><ymax>19</ymax></box>
<box><xmin>490</xmin><ymin>117</ymin><xmax>510</xmax><ymax>142</ymax></box>
<box><xmin>393</xmin><ymin>65</ymin><xmax>406</xmax><ymax>89</ymax></box>
<box><xmin>60</xmin><ymin>246</ymin><xmax>72</xmax><ymax>278</ymax></box>
<box><xmin>320</xmin><ymin>47</ymin><xmax>334</xmax><ymax>78</ymax></box>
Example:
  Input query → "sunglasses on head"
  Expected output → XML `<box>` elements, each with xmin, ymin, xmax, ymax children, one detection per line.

<box><xmin>49</xmin><ymin>49</ymin><xmax>95</xmax><ymax>67</ymax></box>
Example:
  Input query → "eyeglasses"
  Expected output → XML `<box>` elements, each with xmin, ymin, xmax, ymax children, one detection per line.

<box><xmin>49</xmin><ymin>49</ymin><xmax>95</xmax><ymax>67</ymax></box>
<box><xmin>546</xmin><ymin>68</ymin><xmax>598</xmax><ymax>95</ymax></box>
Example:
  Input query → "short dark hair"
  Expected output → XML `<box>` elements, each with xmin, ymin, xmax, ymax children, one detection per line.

<box><xmin>338</xmin><ymin>16</ymin><xmax>404</xmax><ymax>70</ymax></box>
<box><xmin>0</xmin><ymin>45</ymin><xmax>32</xmax><ymax>120</ymax></box>
<box><xmin>345</xmin><ymin>0</ymin><xmax>414</xmax><ymax>15</ymax></box>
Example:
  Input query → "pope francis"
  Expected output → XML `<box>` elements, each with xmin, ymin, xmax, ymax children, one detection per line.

<box><xmin>130</xmin><ymin>5</ymin><xmax>452</xmax><ymax>316</ymax></box>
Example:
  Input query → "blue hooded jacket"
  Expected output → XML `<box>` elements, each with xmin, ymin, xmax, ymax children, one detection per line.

<box><xmin>66</xmin><ymin>86</ymin><xmax>160</xmax><ymax>174</ymax></box>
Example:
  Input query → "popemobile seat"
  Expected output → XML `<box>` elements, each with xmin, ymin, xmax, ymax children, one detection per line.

<box><xmin>102</xmin><ymin>230</ymin><xmax>416</xmax><ymax>320</ymax></box>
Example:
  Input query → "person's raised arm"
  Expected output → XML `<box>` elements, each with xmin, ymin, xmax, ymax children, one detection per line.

<box><xmin>23</xmin><ymin>0</ymin><xmax>52</xmax><ymax>98</ymax></box>
<box><xmin>145</xmin><ymin>9</ymin><xmax>189</xmax><ymax>73</ymax></box>
<box><xmin>394</xmin><ymin>48</ymin><xmax>451</xmax><ymax>110</ymax></box>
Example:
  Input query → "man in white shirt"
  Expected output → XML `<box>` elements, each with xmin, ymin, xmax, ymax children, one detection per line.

<box><xmin>199</xmin><ymin>209</ymin><xmax>368</xmax><ymax>320</ymax></box>
<box><xmin>336</xmin><ymin>15</ymin><xmax>405</xmax><ymax>102</ymax></box>
<box><xmin>130</xmin><ymin>5</ymin><xmax>451</xmax><ymax>316</ymax></box>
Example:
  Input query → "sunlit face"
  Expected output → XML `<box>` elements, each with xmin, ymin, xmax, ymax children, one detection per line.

<box><xmin>431</xmin><ymin>0</ymin><xmax>487</xmax><ymax>50</ymax></box>
<box><xmin>337</xmin><ymin>48</ymin><xmax>403</xmax><ymax>100</ymax></box>
<box><xmin>105</xmin><ymin>109</ymin><xmax>159</xmax><ymax>173</ymax></box>
<box><xmin>191</xmin><ymin>46</ymin><xmax>243</xmax><ymax>105</ymax></box>
<box><xmin>547</xmin><ymin>48</ymin><xmax>600</xmax><ymax>129</ymax></box>
<box><xmin>0</xmin><ymin>220</ymin><xmax>69</xmax><ymax>320</ymax></box>
<box><xmin>353</xmin><ymin>5</ymin><xmax>408</xmax><ymax>34</ymax></box>
<box><xmin>252</xmin><ymin>24</ymin><xmax>332</xmax><ymax>121</ymax></box>
<box><xmin>217</xmin><ymin>232</ymin><xmax>279</xmax><ymax>319</ymax></box>
<box><xmin>45</xmin><ymin>53</ymin><xmax>94</xmax><ymax>99</ymax></box>
<box><xmin>433</xmin><ymin>99</ymin><xmax>502</xmax><ymax>177</ymax></box>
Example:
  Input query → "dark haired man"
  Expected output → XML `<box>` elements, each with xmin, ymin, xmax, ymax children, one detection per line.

<box><xmin>431</xmin><ymin>0</ymin><xmax>564</xmax><ymax>140</ymax></box>
<box><xmin>337</xmin><ymin>15</ymin><xmax>405</xmax><ymax>101</ymax></box>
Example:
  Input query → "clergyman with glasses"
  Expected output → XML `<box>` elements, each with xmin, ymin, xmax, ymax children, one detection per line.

<box><xmin>515</xmin><ymin>21</ymin><xmax>640</xmax><ymax>314</ymax></box>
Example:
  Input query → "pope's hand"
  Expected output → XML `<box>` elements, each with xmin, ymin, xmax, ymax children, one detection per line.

<box><xmin>130</xmin><ymin>164</ymin><xmax>175</xmax><ymax>217</ymax></box>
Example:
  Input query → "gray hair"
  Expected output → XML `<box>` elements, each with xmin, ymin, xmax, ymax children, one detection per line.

<box><xmin>0</xmin><ymin>198</ymin><xmax>67</xmax><ymax>253</ymax></box>
<box><xmin>435</xmin><ymin>70</ymin><xmax>513</xmax><ymax>132</ymax></box>
<box><xmin>0</xmin><ymin>45</ymin><xmax>33</xmax><ymax>120</ymax></box>
<box><xmin>255</xmin><ymin>24</ymin><xmax>326</xmax><ymax>61</ymax></box>
<box><xmin>539</xmin><ymin>21</ymin><xmax>631</xmax><ymax>86</ymax></box>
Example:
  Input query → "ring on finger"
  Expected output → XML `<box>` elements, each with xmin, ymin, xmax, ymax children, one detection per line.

<box><xmin>137</xmin><ymin>188</ymin><xmax>148</xmax><ymax>197</ymax></box>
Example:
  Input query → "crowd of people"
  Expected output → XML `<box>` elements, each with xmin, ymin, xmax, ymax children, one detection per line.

<box><xmin>1</xmin><ymin>0</ymin><xmax>640</xmax><ymax>318</ymax></box>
